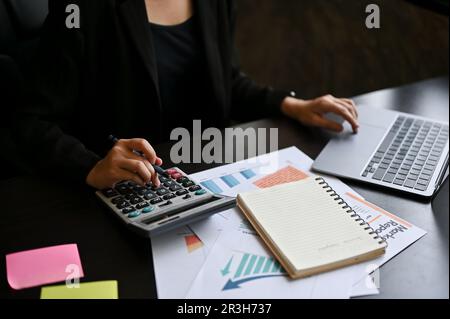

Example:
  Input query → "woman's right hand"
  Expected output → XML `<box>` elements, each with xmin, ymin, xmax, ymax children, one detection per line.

<box><xmin>86</xmin><ymin>138</ymin><xmax>163</xmax><ymax>190</ymax></box>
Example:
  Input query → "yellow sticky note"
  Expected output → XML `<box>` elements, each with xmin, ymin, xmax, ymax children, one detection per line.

<box><xmin>40</xmin><ymin>281</ymin><xmax>118</xmax><ymax>299</ymax></box>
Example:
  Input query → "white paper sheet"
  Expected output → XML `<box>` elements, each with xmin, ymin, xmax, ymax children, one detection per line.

<box><xmin>186</xmin><ymin>224</ymin><xmax>355</xmax><ymax>299</ymax></box>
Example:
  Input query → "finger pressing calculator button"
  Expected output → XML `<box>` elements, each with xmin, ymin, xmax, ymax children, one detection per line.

<box><xmin>151</xmin><ymin>198</ymin><xmax>163</xmax><ymax>205</ymax></box>
<box><xmin>128</xmin><ymin>211</ymin><xmax>141</xmax><ymax>218</ymax></box>
<box><xmin>163</xmin><ymin>194</ymin><xmax>176</xmax><ymax>200</ymax></box>
<box><xmin>176</xmin><ymin>189</ymin><xmax>188</xmax><ymax>196</ymax></box>
<box><xmin>122</xmin><ymin>207</ymin><xmax>136</xmax><ymax>215</ymax></box>
<box><xmin>189</xmin><ymin>185</ymin><xmax>202</xmax><ymax>192</ymax></box>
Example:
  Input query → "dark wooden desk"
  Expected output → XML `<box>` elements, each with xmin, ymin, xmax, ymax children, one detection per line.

<box><xmin>0</xmin><ymin>77</ymin><xmax>448</xmax><ymax>299</ymax></box>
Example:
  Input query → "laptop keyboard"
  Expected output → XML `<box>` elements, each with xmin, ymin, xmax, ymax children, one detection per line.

<box><xmin>363</xmin><ymin>116</ymin><xmax>449</xmax><ymax>191</ymax></box>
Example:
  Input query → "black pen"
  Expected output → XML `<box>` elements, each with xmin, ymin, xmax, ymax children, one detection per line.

<box><xmin>108</xmin><ymin>135</ymin><xmax>166</xmax><ymax>176</ymax></box>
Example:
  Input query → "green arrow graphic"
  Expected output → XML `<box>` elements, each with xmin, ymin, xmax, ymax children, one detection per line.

<box><xmin>220</xmin><ymin>256</ymin><xmax>233</xmax><ymax>276</ymax></box>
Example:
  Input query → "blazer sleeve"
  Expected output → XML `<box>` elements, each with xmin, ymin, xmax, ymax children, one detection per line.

<box><xmin>227</xmin><ymin>0</ymin><xmax>292</xmax><ymax>122</ymax></box>
<box><xmin>12</xmin><ymin>0</ymin><xmax>101</xmax><ymax>183</ymax></box>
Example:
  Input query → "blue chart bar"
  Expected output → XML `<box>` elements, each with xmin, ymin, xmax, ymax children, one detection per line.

<box><xmin>234</xmin><ymin>254</ymin><xmax>250</xmax><ymax>278</ymax></box>
<box><xmin>244</xmin><ymin>255</ymin><xmax>258</xmax><ymax>276</ymax></box>
<box><xmin>201</xmin><ymin>180</ymin><xmax>223</xmax><ymax>194</ymax></box>
<box><xmin>221</xmin><ymin>175</ymin><xmax>240</xmax><ymax>188</ymax></box>
<box><xmin>230</xmin><ymin>253</ymin><xmax>287</xmax><ymax>281</ymax></box>
<box><xmin>240</xmin><ymin>169</ymin><xmax>256</xmax><ymax>180</ymax></box>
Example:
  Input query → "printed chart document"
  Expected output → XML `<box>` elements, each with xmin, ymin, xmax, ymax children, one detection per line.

<box><xmin>186</xmin><ymin>223</ymin><xmax>355</xmax><ymax>299</ymax></box>
<box><xmin>151</xmin><ymin>147</ymin><xmax>427</xmax><ymax>298</ymax></box>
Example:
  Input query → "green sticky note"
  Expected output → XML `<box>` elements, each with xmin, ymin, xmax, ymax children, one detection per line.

<box><xmin>40</xmin><ymin>281</ymin><xmax>118</xmax><ymax>299</ymax></box>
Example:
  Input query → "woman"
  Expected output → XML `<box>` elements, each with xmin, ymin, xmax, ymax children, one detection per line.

<box><xmin>14</xmin><ymin>0</ymin><xmax>359</xmax><ymax>190</ymax></box>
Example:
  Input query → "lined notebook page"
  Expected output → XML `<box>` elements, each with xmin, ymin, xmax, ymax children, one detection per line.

<box><xmin>238</xmin><ymin>178</ymin><xmax>382</xmax><ymax>272</ymax></box>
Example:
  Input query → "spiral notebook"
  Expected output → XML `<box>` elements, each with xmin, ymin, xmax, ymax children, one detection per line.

<box><xmin>237</xmin><ymin>177</ymin><xmax>387</xmax><ymax>279</ymax></box>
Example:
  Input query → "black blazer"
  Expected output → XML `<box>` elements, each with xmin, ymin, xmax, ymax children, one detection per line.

<box><xmin>13</xmin><ymin>0</ymin><xmax>289</xmax><ymax>182</ymax></box>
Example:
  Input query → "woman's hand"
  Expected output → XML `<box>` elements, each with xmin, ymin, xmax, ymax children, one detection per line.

<box><xmin>281</xmin><ymin>95</ymin><xmax>359</xmax><ymax>133</ymax></box>
<box><xmin>86</xmin><ymin>138</ymin><xmax>163</xmax><ymax>190</ymax></box>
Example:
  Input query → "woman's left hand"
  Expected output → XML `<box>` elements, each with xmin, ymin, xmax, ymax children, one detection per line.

<box><xmin>281</xmin><ymin>95</ymin><xmax>359</xmax><ymax>133</ymax></box>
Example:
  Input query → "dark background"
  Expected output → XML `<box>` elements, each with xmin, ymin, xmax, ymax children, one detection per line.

<box><xmin>0</xmin><ymin>0</ymin><xmax>449</xmax><ymax>179</ymax></box>
<box><xmin>235</xmin><ymin>0</ymin><xmax>449</xmax><ymax>99</ymax></box>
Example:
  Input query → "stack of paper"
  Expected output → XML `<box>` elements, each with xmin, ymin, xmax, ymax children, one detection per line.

<box><xmin>151</xmin><ymin>147</ymin><xmax>427</xmax><ymax>299</ymax></box>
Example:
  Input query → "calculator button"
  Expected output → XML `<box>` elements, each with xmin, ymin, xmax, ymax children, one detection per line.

<box><xmin>138</xmin><ymin>188</ymin><xmax>152</xmax><ymax>196</ymax></box>
<box><xmin>158</xmin><ymin>175</ymin><xmax>170</xmax><ymax>183</ymax></box>
<box><xmin>182</xmin><ymin>194</ymin><xmax>192</xmax><ymax>200</ymax></box>
<box><xmin>102</xmin><ymin>189</ymin><xmax>118</xmax><ymax>198</ymax></box>
<box><xmin>111</xmin><ymin>196</ymin><xmax>125</xmax><ymax>204</ymax></box>
<box><xmin>122</xmin><ymin>207</ymin><xmax>136</xmax><ymax>215</ymax></box>
<box><xmin>156</xmin><ymin>188</ymin><xmax>170</xmax><ymax>196</ymax></box>
<box><xmin>144</xmin><ymin>193</ymin><xmax>157</xmax><ymax>200</ymax></box>
<box><xmin>170</xmin><ymin>173</ymin><xmax>182</xmax><ymax>180</ymax></box>
<box><xmin>176</xmin><ymin>189</ymin><xmax>189</xmax><ymax>196</ymax></box>
<box><xmin>176</xmin><ymin>177</ymin><xmax>189</xmax><ymax>184</ymax></box>
<box><xmin>164</xmin><ymin>181</ymin><xmax>176</xmax><ymax>188</ymax></box>
<box><xmin>169</xmin><ymin>185</ymin><xmax>182</xmax><ymax>192</ymax></box>
<box><xmin>182</xmin><ymin>181</ymin><xmax>195</xmax><ymax>188</ymax></box>
<box><xmin>116</xmin><ymin>184</ymin><xmax>132</xmax><ymax>195</ymax></box>
<box><xmin>189</xmin><ymin>185</ymin><xmax>202</xmax><ymax>192</ymax></box>
<box><xmin>163</xmin><ymin>194</ymin><xmax>176</xmax><ymax>200</ymax></box>
<box><xmin>130</xmin><ymin>197</ymin><xmax>143</xmax><ymax>205</ymax></box>
<box><xmin>159</xmin><ymin>200</ymin><xmax>172</xmax><ymax>207</ymax></box>
<box><xmin>116</xmin><ymin>201</ymin><xmax>130</xmax><ymax>209</ymax></box>
<box><xmin>166</xmin><ymin>169</ymin><xmax>178</xmax><ymax>175</ymax></box>
<box><xmin>195</xmin><ymin>189</ymin><xmax>207</xmax><ymax>196</ymax></box>
<box><xmin>142</xmin><ymin>206</ymin><xmax>155</xmax><ymax>214</ymax></box>
<box><xmin>128</xmin><ymin>211</ymin><xmax>141</xmax><ymax>218</ymax></box>
<box><xmin>136</xmin><ymin>202</ymin><xmax>149</xmax><ymax>210</ymax></box>
<box><xmin>150</xmin><ymin>198</ymin><xmax>163</xmax><ymax>205</ymax></box>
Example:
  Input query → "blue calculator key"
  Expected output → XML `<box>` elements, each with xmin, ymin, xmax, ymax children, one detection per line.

<box><xmin>128</xmin><ymin>211</ymin><xmax>141</xmax><ymax>218</ymax></box>
<box><xmin>142</xmin><ymin>206</ymin><xmax>155</xmax><ymax>214</ymax></box>
<box><xmin>195</xmin><ymin>189</ymin><xmax>207</xmax><ymax>196</ymax></box>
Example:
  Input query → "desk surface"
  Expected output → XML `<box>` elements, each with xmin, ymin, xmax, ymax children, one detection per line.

<box><xmin>0</xmin><ymin>77</ymin><xmax>448</xmax><ymax>299</ymax></box>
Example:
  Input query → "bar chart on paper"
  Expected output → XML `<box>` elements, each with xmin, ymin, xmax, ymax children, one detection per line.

<box><xmin>220</xmin><ymin>252</ymin><xmax>286</xmax><ymax>291</ymax></box>
<box><xmin>200</xmin><ymin>168</ymin><xmax>260</xmax><ymax>194</ymax></box>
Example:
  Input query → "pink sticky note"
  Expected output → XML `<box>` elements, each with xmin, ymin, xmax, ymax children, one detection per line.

<box><xmin>6</xmin><ymin>244</ymin><xmax>84</xmax><ymax>290</ymax></box>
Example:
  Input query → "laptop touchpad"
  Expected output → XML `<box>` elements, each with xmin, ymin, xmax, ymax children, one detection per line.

<box><xmin>313</xmin><ymin>124</ymin><xmax>387</xmax><ymax>177</ymax></box>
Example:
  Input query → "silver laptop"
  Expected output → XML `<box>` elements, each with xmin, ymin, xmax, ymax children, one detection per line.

<box><xmin>312</xmin><ymin>105</ymin><xmax>449</xmax><ymax>199</ymax></box>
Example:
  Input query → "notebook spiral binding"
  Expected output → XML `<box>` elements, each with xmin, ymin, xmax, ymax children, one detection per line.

<box><xmin>315</xmin><ymin>177</ymin><xmax>387</xmax><ymax>246</ymax></box>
